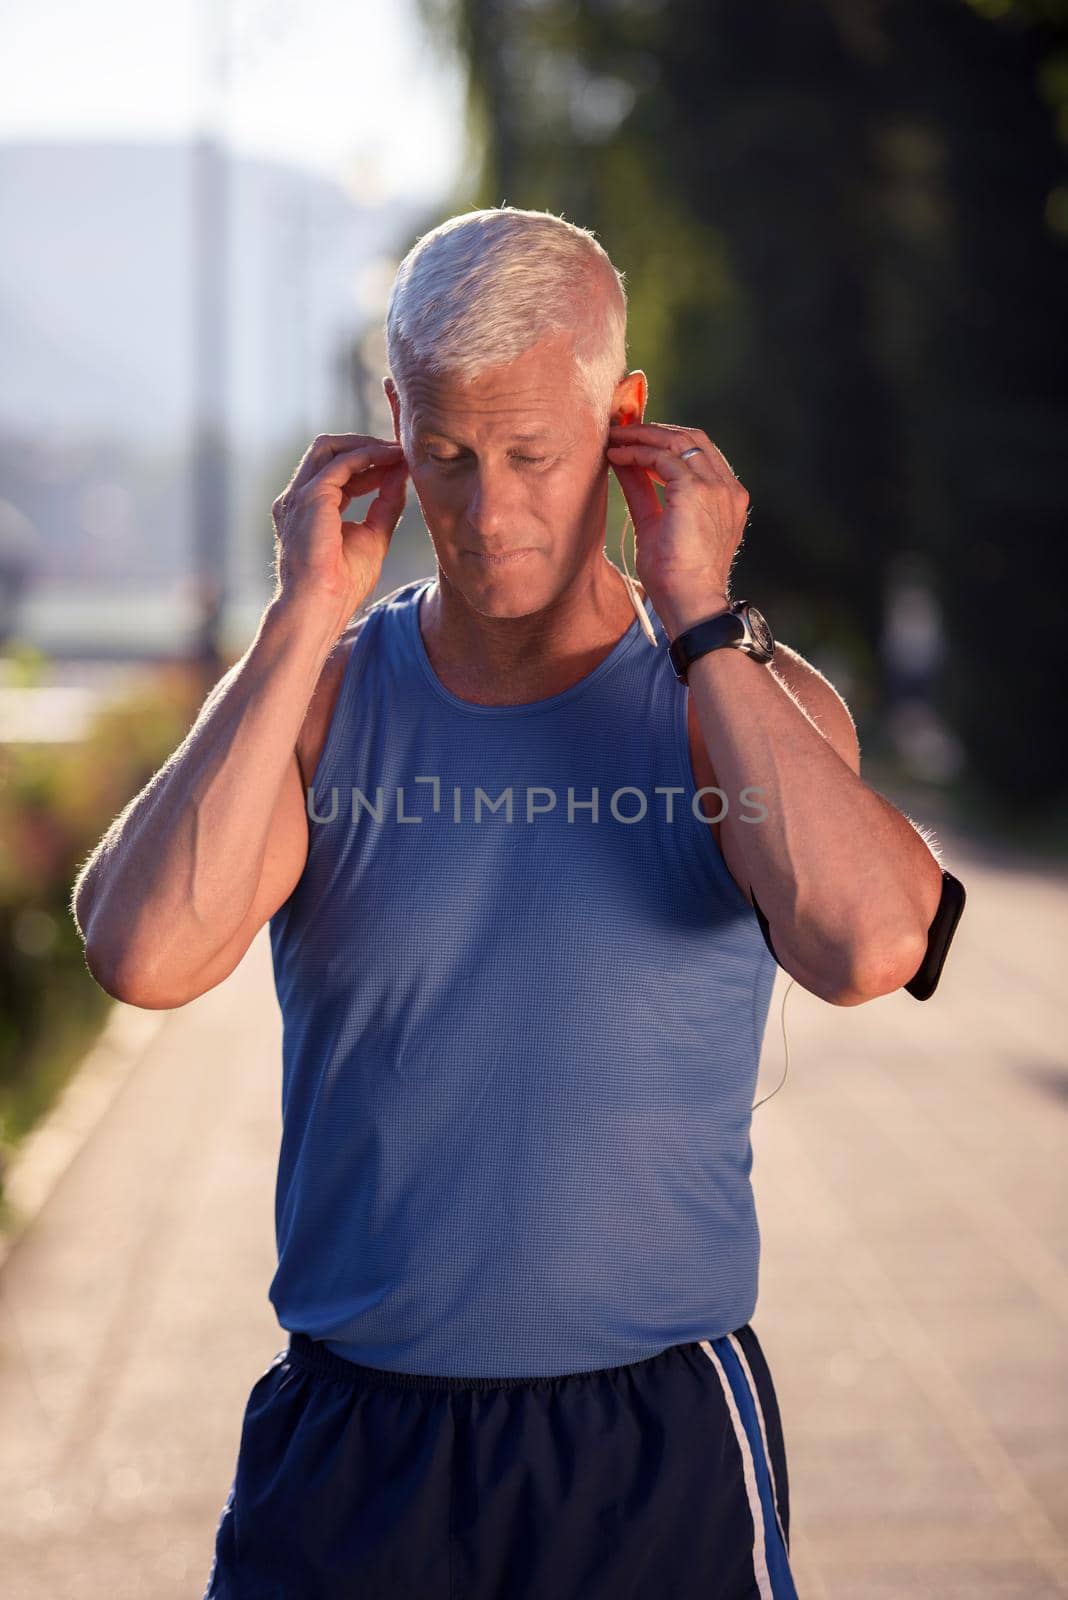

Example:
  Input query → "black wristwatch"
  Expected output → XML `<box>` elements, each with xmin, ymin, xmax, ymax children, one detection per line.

<box><xmin>667</xmin><ymin>600</ymin><xmax>776</xmax><ymax>683</ymax></box>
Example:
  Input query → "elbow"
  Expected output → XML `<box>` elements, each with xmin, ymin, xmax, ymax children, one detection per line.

<box><xmin>820</xmin><ymin>922</ymin><xmax>930</xmax><ymax>1007</ymax></box>
<box><xmin>83</xmin><ymin>938</ymin><xmax>184</xmax><ymax>1011</ymax></box>
<box><xmin>80</xmin><ymin>888</ymin><xmax>192</xmax><ymax>1008</ymax></box>
<box><xmin>82</xmin><ymin>939</ymin><xmax>134</xmax><ymax>1005</ymax></box>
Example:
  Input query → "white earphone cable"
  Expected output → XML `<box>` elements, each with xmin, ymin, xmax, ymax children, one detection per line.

<box><xmin>752</xmin><ymin>976</ymin><xmax>796</xmax><ymax>1111</ymax></box>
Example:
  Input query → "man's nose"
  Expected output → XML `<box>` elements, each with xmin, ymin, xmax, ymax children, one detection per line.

<box><xmin>465</xmin><ymin>462</ymin><xmax>521</xmax><ymax>537</ymax></box>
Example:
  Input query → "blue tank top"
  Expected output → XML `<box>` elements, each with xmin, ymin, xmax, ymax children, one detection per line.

<box><xmin>267</xmin><ymin>576</ymin><xmax>778</xmax><ymax>1377</ymax></box>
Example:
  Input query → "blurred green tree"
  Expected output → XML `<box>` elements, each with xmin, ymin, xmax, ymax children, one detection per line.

<box><xmin>417</xmin><ymin>0</ymin><xmax>1068</xmax><ymax>818</ymax></box>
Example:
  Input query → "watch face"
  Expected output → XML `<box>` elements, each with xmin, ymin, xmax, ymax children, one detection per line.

<box><xmin>746</xmin><ymin>606</ymin><xmax>775</xmax><ymax>657</ymax></box>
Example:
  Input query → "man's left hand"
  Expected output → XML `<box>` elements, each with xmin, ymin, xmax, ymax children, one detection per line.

<box><xmin>605</xmin><ymin>422</ymin><xmax>750</xmax><ymax>635</ymax></box>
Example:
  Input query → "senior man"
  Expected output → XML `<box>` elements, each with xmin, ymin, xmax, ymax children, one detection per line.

<box><xmin>74</xmin><ymin>205</ymin><xmax>963</xmax><ymax>1599</ymax></box>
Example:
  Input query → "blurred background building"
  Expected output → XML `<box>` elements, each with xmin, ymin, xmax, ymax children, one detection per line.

<box><xmin>0</xmin><ymin>138</ymin><xmax>432</xmax><ymax>658</ymax></box>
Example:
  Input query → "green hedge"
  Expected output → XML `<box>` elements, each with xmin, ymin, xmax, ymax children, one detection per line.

<box><xmin>0</xmin><ymin>660</ymin><xmax>209</xmax><ymax>1196</ymax></box>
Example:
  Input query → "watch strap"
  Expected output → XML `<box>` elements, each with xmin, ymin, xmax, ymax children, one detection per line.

<box><xmin>668</xmin><ymin>608</ymin><xmax>746</xmax><ymax>683</ymax></box>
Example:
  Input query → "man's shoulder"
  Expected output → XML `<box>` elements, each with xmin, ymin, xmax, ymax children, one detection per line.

<box><xmin>769</xmin><ymin>642</ymin><xmax>860</xmax><ymax>774</ymax></box>
<box><xmin>294</xmin><ymin>580</ymin><xmax>425</xmax><ymax>786</ymax></box>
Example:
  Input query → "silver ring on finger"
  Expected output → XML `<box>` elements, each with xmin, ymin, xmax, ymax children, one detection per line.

<box><xmin>679</xmin><ymin>446</ymin><xmax>703</xmax><ymax>461</ymax></box>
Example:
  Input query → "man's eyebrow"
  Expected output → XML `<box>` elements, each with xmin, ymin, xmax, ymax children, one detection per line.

<box><xmin>414</xmin><ymin>428</ymin><xmax>553</xmax><ymax>444</ymax></box>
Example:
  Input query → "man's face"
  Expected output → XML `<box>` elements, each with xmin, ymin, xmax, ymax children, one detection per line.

<box><xmin>385</xmin><ymin>328</ymin><xmax>644</xmax><ymax>615</ymax></box>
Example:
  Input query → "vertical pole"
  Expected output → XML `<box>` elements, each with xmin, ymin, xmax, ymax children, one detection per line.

<box><xmin>190</xmin><ymin>0</ymin><xmax>231</xmax><ymax>689</ymax></box>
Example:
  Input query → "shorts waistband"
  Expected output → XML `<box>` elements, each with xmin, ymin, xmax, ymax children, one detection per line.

<box><xmin>282</xmin><ymin>1329</ymin><xmax>749</xmax><ymax>1393</ymax></box>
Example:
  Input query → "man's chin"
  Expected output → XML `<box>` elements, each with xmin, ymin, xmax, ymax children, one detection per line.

<box><xmin>443</xmin><ymin>549</ymin><xmax>550</xmax><ymax>611</ymax></box>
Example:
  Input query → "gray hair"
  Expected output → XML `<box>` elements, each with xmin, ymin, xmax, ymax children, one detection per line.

<box><xmin>385</xmin><ymin>205</ymin><xmax>629</xmax><ymax>443</ymax></box>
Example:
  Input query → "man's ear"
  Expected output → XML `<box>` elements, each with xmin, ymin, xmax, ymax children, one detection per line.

<box><xmin>383</xmin><ymin>376</ymin><xmax>402</xmax><ymax>442</ymax></box>
<box><xmin>610</xmin><ymin>368</ymin><xmax>647</xmax><ymax>427</ymax></box>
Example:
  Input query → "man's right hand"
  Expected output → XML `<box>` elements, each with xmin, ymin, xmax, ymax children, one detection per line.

<box><xmin>271</xmin><ymin>433</ymin><xmax>410</xmax><ymax>636</ymax></box>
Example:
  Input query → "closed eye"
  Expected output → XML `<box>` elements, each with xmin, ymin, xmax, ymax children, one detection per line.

<box><xmin>427</xmin><ymin>453</ymin><xmax>547</xmax><ymax>466</ymax></box>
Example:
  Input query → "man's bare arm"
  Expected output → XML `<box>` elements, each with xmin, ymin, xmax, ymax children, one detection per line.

<box><xmin>71</xmin><ymin>431</ymin><xmax>410</xmax><ymax>1008</ymax></box>
<box><xmin>71</xmin><ymin>596</ymin><xmax>341</xmax><ymax>1007</ymax></box>
<box><xmin>690</xmin><ymin>639</ymin><xmax>944</xmax><ymax>1007</ymax></box>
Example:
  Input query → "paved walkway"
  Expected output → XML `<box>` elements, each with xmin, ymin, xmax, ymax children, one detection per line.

<box><xmin>0</xmin><ymin>823</ymin><xmax>1066</xmax><ymax>1598</ymax></box>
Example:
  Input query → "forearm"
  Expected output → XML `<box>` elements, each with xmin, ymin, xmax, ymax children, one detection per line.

<box><xmin>73</xmin><ymin>595</ymin><xmax>339</xmax><ymax>987</ymax></box>
<box><xmin>685</xmin><ymin>645</ymin><xmax>943</xmax><ymax>1001</ymax></box>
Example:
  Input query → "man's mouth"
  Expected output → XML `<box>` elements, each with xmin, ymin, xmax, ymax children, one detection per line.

<box><xmin>466</xmin><ymin>548</ymin><xmax>535</xmax><ymax>566</ymax></box>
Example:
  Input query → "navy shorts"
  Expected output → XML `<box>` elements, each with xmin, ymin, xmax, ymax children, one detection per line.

<box><xmin>203</xmin><ymin>1323</ymin><xmax>797</xmax><ymax>1599</ymax></box>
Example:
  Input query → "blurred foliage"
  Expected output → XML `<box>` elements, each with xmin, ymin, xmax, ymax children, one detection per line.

<box><xmin>3</xmin><ymin>640</ymin><xmax>49</xmax><ymax>689</ymax></box>
<box><xmin>0</xmin><ymin>665</ymin><xmax>206</xmax><ymax>1171</ymax></box>
<box><xmin>417</xmin><ymin>0</ymin><xmax>1068</xmax><ymax>820</ymax></box>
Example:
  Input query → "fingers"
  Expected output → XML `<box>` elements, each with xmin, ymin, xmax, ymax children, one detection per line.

<box><xmin>312</xmin><ymin>441</ymin><xmax>407</xmax><ymax>493</ymax></box>
<box><xmin>608</xmin><ymin>457</ymin><xmax>661</xmax><ymax>526</ymax></box>
<box><xmin>607</xmin><ymin>423</ymin><xmax>728</xmax><ymax>488</ymax></box>
<box><xmin>287</xmin><ymin>434</ymin><xmax>405</xmax><ymax>497</ymax></box>
<box><xmin>273</xmin><ymin>444</ymin><xmax>408</xmax><ymax>530</ymax></box>
<box><xmin>363</xmin><ymin>462</ymin><xmax>410</xmax><ymax>540</ymax></box>
<box><xmin>335</xmin><ymin>459</ymin><xmax>407</xmax><ymax>501</ymax></box>
<box><xmin>692</xmin><ymin>435</ymin><xmax>740</xmax><ymax>483</ymax></box>
<box><xmin>276</xmin><ymin>444</ymin><xmax>405</xmax><ymax>512</ymax></box>
<box><xmin>605</xmin><ymin>440</ymin><xmax>708</xmax><ymax>488</ymax></box>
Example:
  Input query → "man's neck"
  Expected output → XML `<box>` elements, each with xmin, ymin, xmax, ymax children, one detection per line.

<box><xmin>417</xmin><ymin>560</ymin><xmax>647</xmax><ymax>707</ymax></box>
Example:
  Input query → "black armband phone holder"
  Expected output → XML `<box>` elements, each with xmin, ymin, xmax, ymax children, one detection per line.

<box><xmin>750</xmin><ymin>866</ymin><xmax>966</xmax><ymax>1002</ymax></box>
<box><xmin>903</xmin><ymin>867</ymin><xmax>966</xmax><ymax>1000</ymax></box>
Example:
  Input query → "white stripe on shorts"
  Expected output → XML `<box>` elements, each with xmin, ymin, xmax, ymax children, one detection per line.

<box><xmin>697</xmin><ymin>1337</ymin><xmax>774</xmax><ymax>1600</ymax></box>
<box><xmin>726</xmin><ymin>1331</ymin><xmax>788</xmax><ymax>1552</ymax></box>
